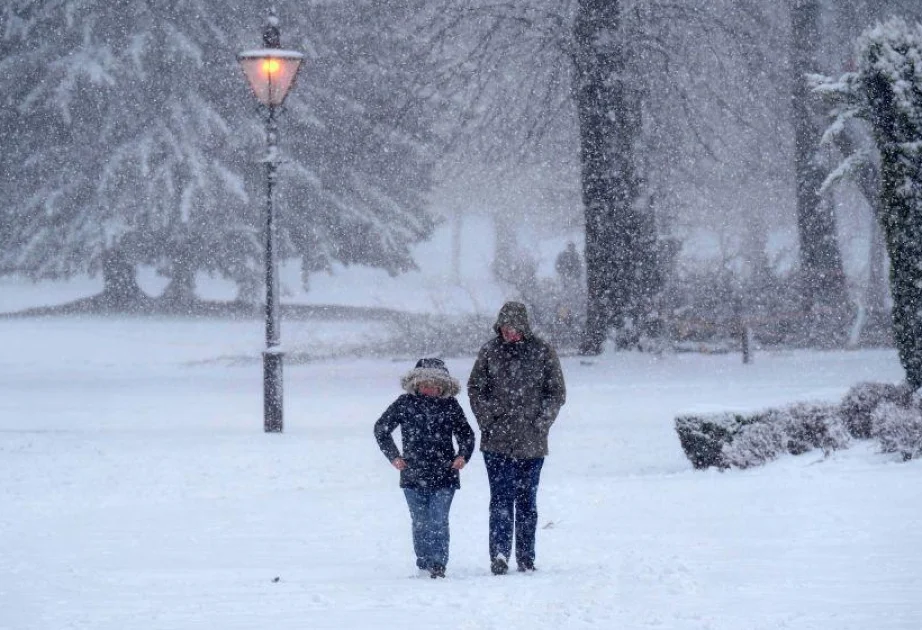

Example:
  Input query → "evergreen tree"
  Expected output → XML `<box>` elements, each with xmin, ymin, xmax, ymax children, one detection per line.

<box><xmin>0</xmin><ymin>1</ymin><xmax>438</xmax><ymax>308</ymax></box>
<box><xmin>1</xmin><ymin>1</ymin><xmax>255</xmax><ymax>305</ymax></box>
<box><xmin>280</xmin><ymin>0</ymin><xmax>437</xmax><ymax>281</ymax></box>
<box><xmin>814</xmin><ymin>18</ymin><xmax>922</xmax><ymax>386</ymax></box>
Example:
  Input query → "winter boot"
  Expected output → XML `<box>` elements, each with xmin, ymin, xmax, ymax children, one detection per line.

<box><xmin>490</xmin><ymin>555</ymin><xmax>508</xmax><ymax>575</ymax></box>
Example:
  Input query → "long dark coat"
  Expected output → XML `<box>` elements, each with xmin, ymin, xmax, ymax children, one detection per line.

<box><xmin>467</xmin><ymin>302</ymin><xmax>566</xmax><ymax>459</ymax></box>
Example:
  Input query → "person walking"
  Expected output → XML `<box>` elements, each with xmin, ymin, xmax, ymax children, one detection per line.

<box><xmin>374</xmin><ymin>358</ymin><xmax>476</xmax><ymax>579</ymax></box>
<box><xmin>554</xmin><ymin>241</ymin><xmax>583</xmax><ymax>285</ymax></box>
<box><xmin>552</xmin><ymin>241</ymin><xmax>585</xmax><ymax>346</ymax></box>
<box><xmin>467</xmin><ymin>301</ymin><xmax>566</xmax><ymax>575</ymax></box>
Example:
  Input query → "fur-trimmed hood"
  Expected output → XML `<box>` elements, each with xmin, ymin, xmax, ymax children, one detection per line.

<box><xmin>401</xmin><ymin>358</ymin><xmax>460</xmax><ymax>398</ymax></box>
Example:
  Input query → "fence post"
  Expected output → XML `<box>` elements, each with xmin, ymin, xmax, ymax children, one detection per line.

<box><xmin>735</xmin><ymin>296</ymin><xmax>753</xmax><ymax>364</ymax></box>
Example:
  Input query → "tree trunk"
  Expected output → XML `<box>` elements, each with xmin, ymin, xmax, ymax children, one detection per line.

<box><xmin>492</xmin><ymin>212</ymin><xmax>532</xmax><ymax>292</ymax></box>
<box><xmin>101</xmin><ymin>248</ymin><xmax>146</xmax><ymax>308</ymax></box>
<box><xmin>161</xmin><ymin>252</ymin><xmax>197</xmax><ymax>307</ymax></box>
<box><xmin>492</xmin><ymin>211</ymin><xmax>515</xmax><ymax>284</ymax></box>
<box><xmin>573</xmin><ymin>0</ymin><xmax>643</xmax><ymax>355</ymax></box>
<box><xmin>790</xmin><ymin>0</ymin><xmax>852</xmax><ymax>341</ymax></box>
<box><xmin>866</xmin><ymin>216</ymin><xmax>888</xmax><ymax>319</ymax></box>
<box><xmin>864</xmin><ymin>67</ymin><xmax>922</xmax><ymax>387</ymax></box>
<box><xmin>237</xmin><ymin>275</ymin><xmax>261</xmax><ymax>305</ymax></box>
<box><xmin>451</xmin><ymin>209</ymin><xmax>462</xmax><ymax>285</ymax></box>
<box><xmin>857</xmin><ymin>213</ymin><xmax>892</xmax><ymax>346</ymax></box>
<box><xmin>831</xmin><ymin>126</ymin><xmax>890</xmax><ymax>344</ymax></box>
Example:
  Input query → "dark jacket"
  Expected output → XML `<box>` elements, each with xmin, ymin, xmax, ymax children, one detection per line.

<box><xmin>374</xmin><ymin>370</ymin><xmax>476</xmax><ymax>490</ymax></box>
<box><xmin>467</xmin><ymin>301</ymin><xmax>566</xmax><ymax>459</ymax></box>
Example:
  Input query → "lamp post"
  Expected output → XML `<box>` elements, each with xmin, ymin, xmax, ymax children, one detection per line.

<box><xmin>238</xmin><ymin>11</ymin><xmax>303</xmax><ymax>433</ymax></box>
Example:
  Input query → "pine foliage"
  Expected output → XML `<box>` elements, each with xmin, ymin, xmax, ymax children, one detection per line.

<box><xmin>0</xmin><ymin>1</ymin><xmax>438</xmax><ymax>299</ymax></box>
<box><xmin>813</xmin><ymin>18</ymin><xmax>922</xmax><ymax>387</ymax></box>
<box><xmin>281</xmin><ymin>0</ymin><xmax>437</xmax><ymax>278</ymax></box>
<box><xmin>0</xmin><ymin>2</ymin><xmax>254</xmax><ymax>285</ymax></box>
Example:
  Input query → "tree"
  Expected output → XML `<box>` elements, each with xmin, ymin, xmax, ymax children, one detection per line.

<box><xmin>0</xmin><ymin>2</ymin><xmax>258</xmax><ymax>306</ymax></box>
<box><xmin>572</xmin><ymin>0</ymin><xmax>645</xmax><ymax>354</ymax></box>
<box><xmin>789</xmin><ymin>0</ymin><xmax>852</xmax><ymax>342</ymax></box>
<box><xmin>815</xmin><ymin>0</ymin><xmax>922</xmax><ymax>345</ymax></box>
<box><xmin>814</xmin><ymin>18</ymin><xmax>922</xmax><ymax>386</ymax></box>
<box><xmin>280</xmin><ymin>0</ymin><xmax>438</xmax><ymax>282</ymax></box>
<box><xmin>0</xmin><ymin>1</ymin><xmax>439</xmax><ymax>309</ymax></box>
<box><xmin>420</xmin><ymin>0</ymin><xmax>778</xmax><ymax>353</ymax></box>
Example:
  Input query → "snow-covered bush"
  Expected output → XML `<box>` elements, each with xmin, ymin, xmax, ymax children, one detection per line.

<box><xmin>838</xmin><ymin>381</ymin><xmax>922</xmax><ymax>460</ymax></box>
<box><xmin>719</xmin><ymin>417</ymin><xmax>787</xmax><ymax>469</ymax></box>
<box><xmin>675</xmin><ymin>403</ymin><xmax>847</xmax><ymax>470</ymax></box>
<box><xmin>839</xmin><ymin>381</ymin><xmax>913</xmax><ymax>438</ymax></box>
<box><xmin>677</xmin><ymin>381</ymin><xmax>922</xmax><ymax>469</ymax></box>
<box><xmin>376</xmin><ymin>313</ymin><xmax>494</xmax><ymax>359</ymax></box>
<box><xmin>675</xmin><ymin>413</ymin><xmax>741</xmax><ymax>469</ymax></box>
<box><xmin>719</xmin><ymin>404</ymin><xmax>849</xmax><ymax>469</ymax></box>
<box><xmin>781</xmin><ymin>403</ymin><xmax>853</xmax><ymax>456</ymax></box>
<box><xmin>872</xmin><ymin>402</ymin><xmax>922</xmax><ymax>461</ymax></box>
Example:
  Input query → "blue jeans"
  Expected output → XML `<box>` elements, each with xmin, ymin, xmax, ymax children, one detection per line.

<box><xmin>402</xmin><ymin>488</ymin><xmax>455</xmax><ymax>569</ymax></box>
<box><xmin>483</xmin><ymin>452</ymin><xmax>545</xmax><ymax>566</ymax></box>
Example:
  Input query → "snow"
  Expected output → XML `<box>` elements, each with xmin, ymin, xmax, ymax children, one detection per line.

<box><xmin>2</xmin><ymin>312</ymin><xmax>921</xmax><ymax>630</ymax></box>
<box><xmin>0</xmin><ymin>215</ymin><xmax>558</xmax><ymax>316</ymax></box>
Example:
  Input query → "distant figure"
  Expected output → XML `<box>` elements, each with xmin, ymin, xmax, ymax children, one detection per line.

<box><xmin>555</xmin><ymin>241</ymin><xmax>582</xmax><ymax>284</ymax></box>
<box><xmin>552</xmin><ymin>241</ymin><xmax>585</xmax><ymax>345</ymax></box>
<box><xmin>373</xmin><ymin>358</ymin><xmax>476</xmax><ymax>579</ymax></box>
<box><xmin>467</xmin><ymin>301</ymin><xmax>566</xmax><ymax>575</ymax></box>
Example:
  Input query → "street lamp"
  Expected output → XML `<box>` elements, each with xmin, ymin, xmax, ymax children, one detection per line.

<box><xmin>238</xmin><ymin>10</ymin><xmax>304</xmax><ymax>433</ymax></box>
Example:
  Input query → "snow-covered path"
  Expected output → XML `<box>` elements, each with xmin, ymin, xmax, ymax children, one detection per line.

<box><xmin>1</xmin><ymin>318</ymin><xmax>920</xmax><ymax>629</ymax></box>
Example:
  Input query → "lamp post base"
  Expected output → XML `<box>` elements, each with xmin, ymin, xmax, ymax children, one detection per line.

<box><xmin>263</xmin><ymin>349</ymin><xmax>284</xmax><ymax>432</ymax></box>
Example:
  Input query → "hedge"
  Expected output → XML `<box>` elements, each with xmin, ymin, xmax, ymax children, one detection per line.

<box><xmin>676</xmin><ymin>382</ymin><xmax>922</xmax><ymax>469</ymax></box>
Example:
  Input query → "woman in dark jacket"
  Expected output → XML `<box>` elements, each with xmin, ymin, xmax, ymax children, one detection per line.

<box><xmin>374</xmin><ymin>358</ymin><xmax>475</xmax><ymax>578</ymax></box>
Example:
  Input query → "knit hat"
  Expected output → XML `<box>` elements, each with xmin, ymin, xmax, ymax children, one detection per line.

<box><xmin>415</xmin><ymin>357</ymin><xmax>449</xmax><ymax>373</ymax></box>
<box><xmin>401</xmin><ymin>357</ymin><xmax>460</xmax><ymax>397</ymax></box>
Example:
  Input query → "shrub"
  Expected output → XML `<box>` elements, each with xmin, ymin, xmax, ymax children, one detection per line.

<box><xmin>676</xmin><ymin>403</ymin><xmax>848</xmax><ymax>470</ymax></box>
<box><xmin>675</xmin><ymin>413</ymin><xmax>741</xmax><ymax>469</ymax></box>
<box><xmin>840</xmin><ymin>381</ymin><xmax>913</xmax><ymax>438</ymax></box>
<box><xmin>676</xmin><ymin>381</ymin><xmax>922</xmax><ymax>469</ymax></box>
<box><xmin>872</xmin><ymin>401</ymin><xmax>922</xmax><ymax>461</ymax></box>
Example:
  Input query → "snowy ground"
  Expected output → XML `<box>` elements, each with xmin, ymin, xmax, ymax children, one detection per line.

<box><xmin>0</xmin><ymin>215</ymin><xmax>541</xmax><ymax>316</ymax></box>
<box><xmin>1</xmin><ymin>315</ymin><xmax>921</xmax><ymax>630</ymax></box>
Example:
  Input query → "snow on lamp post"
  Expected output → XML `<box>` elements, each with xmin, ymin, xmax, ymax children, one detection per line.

<box><xmin>238</xmin><ymin>10</ymin><xmax>303</xmax><ymax>433</ymax></box>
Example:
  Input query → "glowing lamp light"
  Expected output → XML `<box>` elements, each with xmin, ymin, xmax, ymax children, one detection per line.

<box><xmin>237</xmin><ymin>49</ymin><xmax>304</xmax><ymax>107</ymax></box>
<box><xmin>263</xmin><ymin>58</ymin><xmax>281</xmax><ymax>74</ymax></box>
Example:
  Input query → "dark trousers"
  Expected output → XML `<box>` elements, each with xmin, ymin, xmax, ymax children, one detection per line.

<box><xmin>483</xmin><ymin>451</ymin><xmax>545</xmax><ymax>565</ymax></box>
<box><xmin>403</xmin><ymin>488</ymin><xmax>455</xmax><ymax>569</ymax></box>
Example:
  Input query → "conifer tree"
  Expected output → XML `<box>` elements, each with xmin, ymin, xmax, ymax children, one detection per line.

<box><xmin>280</xmin><ymin>0</ymin><xmax>437</xmax><ymax>281</ymax></box>
<box><xmin>815</xmin><ymin>18</ymin><xmax>922</xmax><ymax>386</ymax></box>
<box><xmin>0</xmin><ymin>1</ymin><xmax>438</xmax><ymax>307</ymax></box>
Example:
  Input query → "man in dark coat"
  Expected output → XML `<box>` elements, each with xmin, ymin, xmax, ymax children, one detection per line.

<box><xmin>467</xmin><ymin>301</ymin><xmax>566</xmax><ymax>574</ymax></box>
<box><xmin>555</xmin><ymin>241</ymin><xmax>582</xmax><ymax>284</ymax></box>
<box><xmin>374</xmin><ymin>358</ymin><xmax>475</xmax><ymax>578</ymax></box>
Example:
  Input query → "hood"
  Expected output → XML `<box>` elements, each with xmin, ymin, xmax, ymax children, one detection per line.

<box><xmin>492</xmin><ymin>301</ymin><xmax>533</xmax><ymax>338</ymax></box>
<box><xmin>400</xmin><ymin>362</ymin><xmax>460</xmax><ymax>398</ymax></box>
